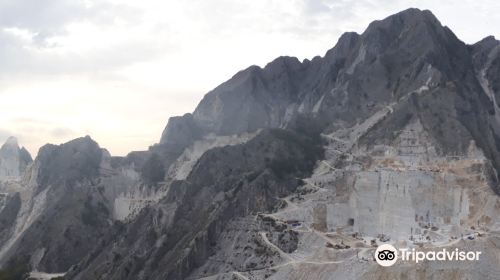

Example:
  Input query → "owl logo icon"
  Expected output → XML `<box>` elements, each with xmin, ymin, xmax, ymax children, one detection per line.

<box><xmin>375</xmin><ymin>244</ymin><xmax>398</xmax><ymax>266</ymax></box>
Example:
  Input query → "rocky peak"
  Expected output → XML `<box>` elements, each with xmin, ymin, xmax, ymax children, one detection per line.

<box><xmin>362</xmin><ymin>8</ymin><xmax>443</xmax><ymax>44</ymax></box>
<box><xmin>359</xmin><ymin>8</ymin><xmax>466</xmax><ymax>75</ymax></box>
<box><xmin>262</xmin><ymin>56</ymin><xmax>302</xmax><ymax>74</ymax></box>
<box><xmin>324</xmin><ymin>31</ymin><xmax>360</xmax><ymax>60</ymax></box>
<box><xmin>365</xmin><ymin>8</ymin><xmax>439</xmax><ymax>31</ymax></box>
<box><xmin>470</xmin><ymin>35</ymin><xmax>500</xmax><ymax>70</ymax></box>
<box><xmin>0</xmin><ymin>136</ymin><xmax>32</xmax><ymax>181</ymax></box>
<box><xmin>0</xmin><ymin>137</ymin><xmax>20</xmax><ymax>156</ymax></box>
<box><xmin>3</xmin><ymin>136</ymin><xmax>18</xmax><ymax>147</ymax></box>
<box><xmin>159</xmin><ymin>113</ymin><xmax>199</xmax><ymax>147</ymax></box>
<box><xmin>163</xmin><ymin>9</ymin><xmax>475</xmax><ymax>150</ymax></box>
<box><xmin>473</xmin><ymin>35</ymin><xmax>499</xmax><ymax>48</ymax></box>
<box><xmin>35</xmin><ymin>136</ymin><xmax>102</xmax><ymax>190</ymax></box>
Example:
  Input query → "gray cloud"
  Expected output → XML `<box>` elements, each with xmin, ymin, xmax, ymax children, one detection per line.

<box><xmin>0</xmin><ymin>0</ymin><xmax>137</xmax><ymax>43</ymax></box>
<box><xmin>0</xmin><ymin>0</ymin><xmax>159</xmax><ymax>80</ymax></box>
<box><xmin>0</xmin><ymin>0</ymin><xmax>88</xmax><ymax>38</ymax></box>
<box><xmin>0</xmin><ymin>32</ymin><xmax>167</xmax><ymax>77</ymax></box>
<box><xmin>50</xmin><ymin>127</ymin><xmax>75</xmax><ymax>138</ymax></box>
<box><xmin>0</xmin><ymin>31</ymin><xmax>30</xmax><ymax>74</ymax></box>
<box><xmin>0</xmin><ymin>0</ymin><xmax>496</xmax><ymax>82</ymax></box>
<box><xmin>303</xmin><ymin>0</ymin><xmax>331</xmax><ymax>14</ymax></box>
<box><xmin>0</xmin><ymin>128</ymin><xmax>13</xmax><ymax>144</ymax></box>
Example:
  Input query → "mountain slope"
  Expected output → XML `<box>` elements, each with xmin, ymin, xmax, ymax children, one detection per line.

<box><xmin>0</xmin><ymin>137</ymin><xmax>149</xmax><ymax>274</ymax></box>
<box><xmin>67</xmin><ymin>129</ymin><xmax>323</xmax><ymax>279</ymax></box>
<box><xmin>67</xmin><ymin>8</ymin><xmax>500</xmax><ymax>280</ymax></box>
<box><xmin>158</xmin><ymin>8</ymin><xmax>500</xmax><ymax>193</ymax></box>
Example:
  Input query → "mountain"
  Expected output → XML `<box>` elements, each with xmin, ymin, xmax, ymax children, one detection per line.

<box><xmin>156</xmin><ymin>8</ymin><xmax>500</xmax><ymax>184</ymax></box>
<box><xmin>66</xmin><ymin>8</ymin><xmax>500</xmax><ymax>280</ymax></box>
<box><xmin>0</xmin><ymin>137</ymin><xmax>108</xmax><ymax>273</ymax></box>
<box><xmin>0</xmin><ymin>137</ymin><xmax>32</xmax><ymax>182</ymax></box>
<box><xmin>2</xmin><ymin>8</ymin><xmax>500</xmax><ymax>280</ymax></box>
<box><xmin>69</xmin><ymin>129</ymin><xmax>323</xmax><ymax>279</ymax></box>
<box><xmin>0</xmin><ymin>136</ymin><xmax>156</xmax><ymax>275</ymax></box>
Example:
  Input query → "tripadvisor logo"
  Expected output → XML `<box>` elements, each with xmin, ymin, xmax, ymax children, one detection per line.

<box><xmin>375</xmin><ymin>244</ymin><xmax>398</xmax><ymax>266</ymax></box>
<box><xmin>374</xmin><ymin>244</ymin><xmax>482</xmax><ymax>267</ymax></box>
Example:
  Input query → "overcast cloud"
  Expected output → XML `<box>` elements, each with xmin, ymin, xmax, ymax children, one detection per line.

<box><xmin>0</xmin><ymin>0</ymin><xmax>499</xmax><ymax>156</ymax></box>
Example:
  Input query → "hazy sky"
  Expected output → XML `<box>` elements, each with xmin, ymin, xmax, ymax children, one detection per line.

<box><xmin>0</xmin><ymin>0</ymin><xmax>499</xmax><ymax>156</ymax></box>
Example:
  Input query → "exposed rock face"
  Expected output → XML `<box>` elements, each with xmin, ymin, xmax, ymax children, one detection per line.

<box><xmin>67</xmin><ymin>129</ymin><xmax>323</xmax><ymax>280</ymax></box>
<box><xmin>471</xmin><ymin>36</ymin><xmax>500</xmax><ymax>107</ymax></box>
<box><xmin>0</xmin><ymin>138</ymin><xmax>32</xmax><ymax>259</ymax></box>
<box><xmin>158</xmin><ymin>9</ymin><xmax>500</xmax><ymax>185</ymax></box>
<box><xmin>110</xmin><ymin>131</ymin><xmax>261</xmax><ymax>222</ymax></box>
<box><xmin>0</xmin><ymin>193</ymin><xmax>21</xmax><ymax>247</ymax></box>
<box><xmin>0</xmin><ymin>137</ymin><xmax>154</xmax><ymax>274</ymax></box>
<box><xmin>0</xmin><ymin>137</ymin><xmax>110</xmax><ymax>272</ymax></box>
<box><xmin>35</xmin><ymin>136</ymin><xmax>102</xmax><ymax>192</ymax></box>
<box><xmin>160</xmin><ymin>113</ymin><xmax>200</xmax><ymax>148</ymax></box>
<box><xmin>0</xmin><ymin>137</ymin><xmax>32</xmax><ymax>181</ymax></box>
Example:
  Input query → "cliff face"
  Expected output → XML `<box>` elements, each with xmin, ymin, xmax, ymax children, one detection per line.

<box><xmin>0</xmin><ymin>137</ymin><xmax>149</xmax><ymax>273</ymax></box>
<box><xmin>0</xmin><ymin>137</ymin><xmax>32</xmax><ymax>182</ymax></box>
<box><xmin>158</xmin><ymin>8</ymin><xmax>500</xmax><ymax>182</ymax></box>
<box><xmin>0</xmin><ymin>137</ymin><xmax>110</xmax><ymax>272</ymax></box>
<box><xmin>68</xmin><ymin>129</ymin><xmax>323</xmax><ymax>279</ymax></box>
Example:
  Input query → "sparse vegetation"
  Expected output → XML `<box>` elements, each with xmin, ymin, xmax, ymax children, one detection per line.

<box><xmin>0</xmin><ymin>258</ymin><xmax>29</xmax><ymax>280</ymax></box>
<box><xmin>141</xmin><ymin>153</ymin><xmax>165</xmax><ymax>185</ymax></box>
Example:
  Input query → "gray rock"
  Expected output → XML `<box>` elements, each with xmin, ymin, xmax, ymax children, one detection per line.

<box><xmin>67</xmin><ymin>129</ymin><xmax>324</xmax><ymax>280</ymax></box>
<box><xmin>0</xmin><ymin>137</ymin><xmax>32</xmax><ymax>181</ymax></box>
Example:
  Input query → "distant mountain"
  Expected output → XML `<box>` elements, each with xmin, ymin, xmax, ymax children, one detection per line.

<box><xmin>157</xmin><ymin>8</ymin><xmax>500</xmax><ymax>192</ymax></box>
<box><xmin>0</xmin><ymin>137</ymin><xmax>32</xmax><ymax>182</ymax></box>
<box><xmin>2</xmin><ymin>8</ymin><xmax>500</xmax><ymax>280</ymax></box>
